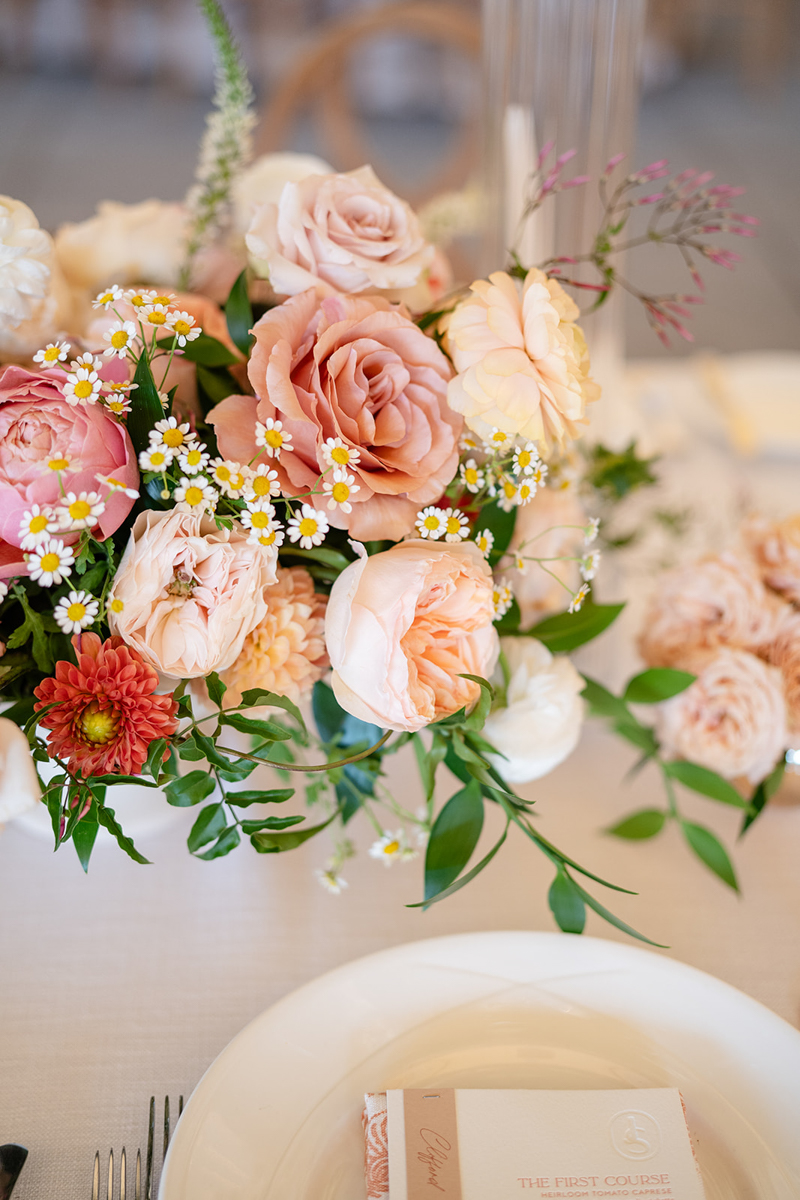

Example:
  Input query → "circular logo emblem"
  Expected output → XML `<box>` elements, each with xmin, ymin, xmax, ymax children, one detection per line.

<box><xmin>609</xmin><ymin>1110</ymin><xmax>661</xmax><ymax>1161</ymax></box>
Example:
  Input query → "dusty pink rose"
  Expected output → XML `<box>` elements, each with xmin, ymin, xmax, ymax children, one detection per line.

<box><xmin>325</xmin><ymin>540</ymin><xmax>498</xmax><ymax>733</ymax></box>
<box><xmin>504</xmin><ymin>486</ymin><xmax>587</xmax><ymax>628</ymax></box>
<box><xmin>245</xmin><ymin>165</ymin><xmax>434</xmax><ymax>298</ymax></box>
<box><xmin>768</xmin><ymin>610</ymin><xmax>800</xmax><ymax>735</ymax></box>
<box><xmin>638</xmin><ymin>552</ymin><xmax>781</xmax><ymax>669</ymax></box>
<box><xmin>743</xmin><ymin>514</ymin><xmax>800</xmax><ymax>605</ymax></box>
<box><xmin>657</xmin><ymin>648</ymin><xmax>788</xmax><ymax>784</ymax></box>
<box><xmin>208</xmin><ymin>291</ymin><xmax>460</xmax><ymax>542</ymax></box>
<box><xmin>0</xmin><ymin>365</ymin><xmax>138</xmax><ymax>579</ymax></box>
<box><xmin>108</xmin><ymin>509</ymin><xmax>278</xmax><ymax>679</ymax></box>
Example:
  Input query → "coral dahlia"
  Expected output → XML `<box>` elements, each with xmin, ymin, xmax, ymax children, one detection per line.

<box><xmin>33</xmin><ymin>633</ymin><xmax>179</xmax><ymax>777</ymax></box>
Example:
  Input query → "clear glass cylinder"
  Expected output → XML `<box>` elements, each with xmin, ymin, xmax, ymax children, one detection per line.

<box><xmin>481</xmin><ymin>0</ymin><xmax>646</xmax><ymax>440</ymax></box>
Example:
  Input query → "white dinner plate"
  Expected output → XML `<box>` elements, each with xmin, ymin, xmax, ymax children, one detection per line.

<box><xmin>159</xmin><ymin>931</ymin><xmax>800</xmax><ymax>1200</ymax></box>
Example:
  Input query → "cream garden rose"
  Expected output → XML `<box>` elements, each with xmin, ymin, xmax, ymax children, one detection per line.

<box><xmin>108</xmin><ymin>509</ymin><xmax>278</xmax><ymax>679</ymax></box>
<box><xmin>325</xmin><ymin>540</ymin><xmax>498</xmax><ymax>733</ymax></box>
<box><xmin>0</xmin><ymin>196</ymin><xmax>73</xmax><ymax>361</ymax></box>
<box><xmin>656</xmin><ymin>648</ymin><xmax>788</xmax><ymax>784</ymax></box>
<box><xmin>743</xmin><ymin>513</ymin><xmax>800</xmax><ymax>605</ymax></box>
<box><xmin>445</xmin><ymin>268</ymin><xmax>600</xmax><ymax>452</ymax></box>
<box><xmin>245</xmin><ymin>165</ymin><xmax>435</xmax><ymax>298</ymax></box>
<box><xmin>484</xmin><ymin>638</ymin><xmax>584</xmax><ymax>783</ymax></box>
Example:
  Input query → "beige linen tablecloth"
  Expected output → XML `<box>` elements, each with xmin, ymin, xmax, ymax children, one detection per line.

<box><xmin>2</xmin><ymin>356</ymin><xmax>800</xmax><ymax>1199</ymax></box>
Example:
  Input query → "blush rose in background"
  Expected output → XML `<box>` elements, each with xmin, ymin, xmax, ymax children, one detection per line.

<box><xmin>209</xmin><ymin>290</ymin><xmax>461</xmax><ymax>542</ymax></box>
<box><xmin>325</xmin><ymin>540</ymin><xmax>497</xmax><ymax>733</ymax></box>
<box><xmin>0</xmin><ymin>196</ymin><xmax>75</xmax><ymax>363</ymax></box>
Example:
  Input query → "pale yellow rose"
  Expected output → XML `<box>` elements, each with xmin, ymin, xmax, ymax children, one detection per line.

<box><xmin>504</xmin><ymin>486</ymin><xmax>587</xmax><ymax>628</ymax></box>
<box><xmin>657</xmin><ymin>648</ymin><xmax>788</xmax><ymax>784</ymax></box>
<box><xmin>55</xmin><ymin>199</ymin><xmax>187</xmax><ymax>292</ymax></box>
<box><xmin>325</xmin><ymin>540</ymin><xmax>498</xmax><ymax>732</ymax></box>
<box><xmin>445</xmin><ymin>269</ymin><xmax>599</xmax><ymax>452</ymax></box>
<box><xmin>108</xmin><ymin>509</ymin><xmax>278</xmax><ymax>680</ymax></box>
<box><xmin>245</xmin><ymin>165</ymin><xmax>435</xmax><ymax>298</ymax></box>
<box><xmin>0</xmin><ymin>196</ymin><xmax>74</xmax><ymax>361</ymax></box>
<box><xmin>638</xmin><ymin>552</ymin><xmax>782</xmax><ymax>669</ymax></box>
<box><xmin>743</xmin><ymin>513</ymin><xmax>800</xmax><ymax>605</ymax></box>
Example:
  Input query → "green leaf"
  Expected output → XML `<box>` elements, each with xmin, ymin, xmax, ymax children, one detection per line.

<box><xmin>240</xmin><ymin>815</ymin><xmax>305</xmax><ymax>834</ymax></box>
<box><xmin>177</xmin><ymin>733</ymin><xmax>205</xmax><ymax>762</ymax></box>
<box><xmin>195</xmin><ymin>824</ymin><xmax>241</xmax><ymax>860</ymax></box>
<box><xmin>580</xmin><ymin>676</ymin><xmax>632</xmax><ymax>722</ymax></box>
<box><xmin>607</xmin><ymin>809</ymin><xmax>666</xmax><ymax>840</ymax></box>
<box><xmin>664</xmin><ymin>760</ymin><xmax>748</xmax><ymax>809</ymax></box>
<box><xmin>127</xmin><ymin>354</ymin><xmax>165</xmax><ymax>455</ymax></box>
<box><xmin>97</xmin><ymin>805</ymin><xmax>151</xmax><ymax>864</ymax></box>
<box><xmin>187</xmin><ymin>802</ymin><xmax>227</xmax><ymax>852</ymax></box>
<box><xmin>424</xmin><ymin>779</ymin><xmax>484</xmax><ymax>901</ymax></box>
<box><xmin>740</xmin><ymin>758</ymin><xmax>786</xmax><ymax>837</ymax></box>
<box><xmin>475</xmin><ymin>500</ymin><xmax>516</xmax><ymax>566</ymax></box>
<box><xmin>413</xmin><ymin>731</ymin><xmax>447</xmax><ymax>805</ymax></box>
<box><xmin>408</xmin><ymin>823</ymin><xmax>508</xmax><ymax>908</ymax></box>
<box><xmin>281</xmin><ymin>545</ymin><xmax>352</xmax><ymax>572</ymax></box>
<box><xmin>158</xmin><ymin>331</ymin><xmax>238</xmax><ymax>367</ymax></box>
<box><xmin>250</xmin><ymin>811</ymin><xmax>335</xmax><ymax>852</ymax></box>
<box><xmin>584</xmin><ymin>440</ymin><xmax>658</xmax><ymax>501</ymax></box>
<box><xmin>548</xmin><ymin>869</ymin><xmax>586</xmax><ymax>934</ymax></box>
<box><xmin>0</xmin><ymin>695</ymin><xmax>36</xmax><ymax>727</ymax></box>
<box><xmin>196</xmin><ymin>363</ymin><xmax>238</xmax><ymax>407</ymax></box>
<box><xmin>206</xmin><ymin>671</ymin><xmax>226</xmax><ymax>708</ymax></box>
<box><xmin>8</xmin><ymin>588</ymin><xmax>52</xmax><ymax>672</ymax></box>
<box><xmin>312</xmin><ymin>680</ymin><xmax>347</xmax><ymax>743</ymax></box>
<box><xmin>493</xmin><ymin>596</ymin><xmax>521</xmax><ymax>636</ymax></box>
<box><xmin>238</xmin><ymin>688</ymin><xmax>305</xmax><ymax>730</ymax></box>
<box><xmin>624</xmin><ymin>668</ymin><xmax>696</xmax><ymax>704</ymax></box>
<box><xmin>613</xmin><ymin>718</ymin><xmax>659</xmax><ymax>757</ymax></box>
<box><xmin>72</xmin><ymin>806</ymin><xmax>99</xmax><ymax>873</ymax></box>
<box><xmin>569</xmin><ymin>876</ymin><xmax>668</xmax><ymax>947</ymax></box>
<box><xmin>85</xmin><ymin>773</ymin><xmax>159</xmax><ymax>788</ymax></box>
<box><xmin>225</xmin><ymin>268</ymin><xmax>255</xmax><ymax>356</ymax></box>
<box><xmin>164</xmin><ymin>770</ymin><xmax>216</xmax><ymax>807</ymax></box>
<box><xmin>461</xmin><ymin>674</ymin><xmax>494</xmax><ymax>731</ymax></box>
<box><xmin>226</xmin><ymin>787</ymin><xmax>294</xmax><ymax>807</ymax></box>
<box><xmin>443</xmin><ymin>743</ymin><xmax>473</xmax><ymax>787</ymax></box>
<box><xmin>143</xmin><ymin>737</ymin><xmax>168</xmax><ymax>781</ymax></box>
<box><xmin>530</xmin><ymin>601</ymin><xmax>624</xmax><ymax>653</ymax></box>
<box><xmin>681</xmin><ymin>821</ymin><xmax>739</xmax><ymax>890</ymax></box>
<box><xmin>220</xmin><ymin>712</ymin><xmax>292</xmax><ymax>741</ymax></box>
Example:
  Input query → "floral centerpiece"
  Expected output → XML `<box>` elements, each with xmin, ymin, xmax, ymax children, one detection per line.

<box><xmin>0</xmin><ymin>0</ymin><xmax>756</xmax><ymax>942</ymax></box>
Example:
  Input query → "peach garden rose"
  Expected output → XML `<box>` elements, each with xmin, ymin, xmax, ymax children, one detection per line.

<box><xmin>208</xmin><ymin>290</ymin><xmax>461</xmax><ymax>542</ymax></box>
<box><xmin>325</xmin><ymin>540</ymin><xmax>498</xmax><ymax>733</ymax></box>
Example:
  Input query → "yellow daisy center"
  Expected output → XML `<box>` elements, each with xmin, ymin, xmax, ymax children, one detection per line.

<box><xmin>383</xmin><ymin>840</ymin><xmax>399</xmax><ymax>855</ymax></box>
<box><xmin>185</xmin><ymin>449</ymin><xmax>203</xmax><ymax>466</ymax></box>
<box><xmin>251</xmin><ymin>475</ymin><xmax>271</xmax><ymax>495</ymax></box>
<box><xmin>110</xmin><ymin>330</ymin><xmax>129</xmax><ymax>349</ymax></box>
<box><xmin>265</xmin><ymin>429</ymin><xmax>284</xmax><ymax>449</ymax></box>
<box><xmin>173</xmin><ymin>320</ymin><xmax>191</xmax><ymax>336</ymax></box>
<box><xmin>298</xmin><ymin>517</ymin><xmax>318</xmax><ymax>538</ymax></box>
<box><xmin>152</xmin><ymin>295</ymin><xmax>172</xmax><ymax>306</ymax></box>
<box><xmin>214</xmin><ymin>465</ymin><xmax>231</xmax><ymax>482</ymax></box>
<box><xmin>464</xmin><ymin>467</ymin><xmax>478</xmax><ymax>485</ymax></box>
<box><xmin>517</xmin><ymin>450</ymin><xmax>531</xmax><ymax>469</ymax></box>
<box><xmin>230</xmin><ymin>473</ymin><xmax>245</xmax><ymax>491</ymax></box>
<box><xmin>331</xmin><ymin>481</ymin><xmax>350</xmax><ymax>503</ymax></box>
<box><xmin>48</xmin><ymin>457</ymin><xmax>69</xmax><ymax>471</ymax></box>
<box><xmin>69</xmin><ymin>499</ymin><xmax>91</xmax><ymax>521</ymax></box>
<box><xmin>162</xmin><ymin>428</ymin><xmax>184</xmax><ymax>447</ymax></box>
<box><xmin>28</xmin><ymin>514</ymin><xmax>48</xmax><ymax>534</ymax></box>
<box><xmin>80</xmin><ymin>702</ymin><xmax>119</xmax><ymax>745</ymax></box>
<box><xmin>519</xmin><ymin>484</ymin><xmax>532</xmax><ymax>501</ymax></box>
<box><xmin>185</xmin><ymin>486</ymin><xmax>204</xmax><ymax>507</ymax></box>
<box><xmin>147</xmin><ymin>310</ymin><xmax>167</xmax><ymax>325</ymax></box>
<box><xmin>110</xmin><ymin>597</ymin><xmax>124</xmax><ymax>613</ymax></box>
<box><xmin>503</xmin><ymin>481</ymin><xmax>516</xmax><ymax>499</ymax></box>
<box><xmin>109</xmin><ymin>401</ymin><xmax>125</xmax><ymax>413</ymax></box>
<box><xmin>74</xmin><ymin>380</ymin><xmax>93</xmax><ymax>399</ymax></box>
<box><xmin>446</xmin><ymin>515</ymin><xmax>462</xmax><ymax>535</ymax></box>
<box><xmin>67</xmin><ymin>601</ymin><xmax>87</xmax><ymax>622</ymax></box>
<box><xmin>477</xmin><ymin>537</ymin><xmax>488</xmax><ymax>552</ymax></box>
<box><xmin>250</xmin><ymin>511</ymin><xmax>270</xmax><ymax>529</ymax></box>
<box><xmin>40</xmin><ymin>552</ymin><xmax>60</xmax><ymax>572</ymax></box>
<box><xmin>423</xmin><ymin>514</ymin><xmax>440</xmax><ymax>530</ymax></box>
<box><xmin>130</xmin><ymin>295</ymin><xmax>147</xmax><ymax>307</ymax></box>
<box><xmin>149</xmin><ymin>451</ymin><xmax>166</xmax><ymax>467</ymax></box>
<box><xmin>258</xmin><ymin>530</ymin><xmax>277</xmax><ymax>546</ymax></box>
<box><xmin>98</xmin><ymin>293</ymin><xmax>114</xmax><ymax>305</ymax></box>
<box><xmin>330</xmin><ymin>445</ymin><xmax>350</xmax><ymax>465</ymax></box>
<box><xmin>491</xmin><ymin>431</ymin><xmax>507</xmax><ymax>443</ymax></box>
<box><xmin>43</xmin><ymin>346</ymin><xmax>60</xmax><ymax>361</ymax></box>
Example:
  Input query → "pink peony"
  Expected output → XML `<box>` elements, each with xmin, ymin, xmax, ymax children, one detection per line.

<box><xmin>208</xmin><ymin>291</ymin><xmax>461</xmax><ymax>542</ymax></box>
<box><xmin>657</xmin><ymin>648</ymin><xmax>788</xmax><ymax>784</ymax></box>
<box><xmin>325</xmin><ymin>540</ymin><xmax>498</xmax><ymax>733</ymax></box>
<box><xmin>638</xmin><ymin>552</ymin><xmax>781</xmax><ymax>669</ymax></box>
<box><xmin>0</xmin><ymin>365</ymin><xmax>138</xmax><ymax>579</ymax></box>
<box><xmin>108</xmin><ymin>509</ymin><xmax>278</xmax><ymax>680</ymax></box>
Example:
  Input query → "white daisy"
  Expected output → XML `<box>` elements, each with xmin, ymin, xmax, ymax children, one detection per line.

<box><xmin>315</xmin><ymin>867</ymin><xmax>349</xmax><ymax>895</ymax></box>
<box><xmin>47</xmin><ymin>454</ymin><xmax>71</xmax><ymax>473</ymax></box>
<box><xmin>368</xmin><ymin>830</ymin><xmax>417</xmax><ymax>866</ymax></box>
<box><xmin>108</xmin><ymin>595</ymin><xmax>125</xmax><ymax>616</ymax></box>
<box><xmin>53</xmin><ymin>589</ymin><xmax>99</xmax><ymax>634</ymax></box>
<box><xmin>496</xmin><ymin>475</ymin><xmax>519</xmax><ymax>512</ymax></box>
<box><xmin>92</xmin><ymin>285</ymin><xmax>124</xmax><ymax>310</ymax></box>
<box><xmin>138</xmin><ymin>445</ymin><xmax>174</xmax><ymax>473</ymax></box>
<box><xmin>530</xmin><ymin>461</ymin><xmax>548</xmax><ymax>487</ymax></box>
<box><xmin>124</xmin><ymin>288</ymin><xmax>156</xmax><ymax>310</ymax></box>
<box><xmin>148</xmin><ymin>293</ymin><xmax>176</xmax><ymax>308</ymax></box>
<box><xmin>255</xmin><ymin>417</ymin><xmax>293</xmax><ymax>459</ymax></box>
<box><xmin>512</xmin><ymin>441</ymin><xmax>540</xmax><ymax>476</ymax></box>
<box><xmin>322</xmin><ymin>469</ymin><xmax>360</xmax><ymax>513</ymax></box>
<box><xmin>102</xmin><ymin>319</ymin><xmax>137</xmax><ymax>359</ymax></box>
<box><xmin>415</xmin><ymin>506</ymin><xmax>447</xmax><ymax>540</ymax></box>
<box><xmin>105</xmin><ymin>395</ymin><xmax>131</xmax><ymax>417</ymax></box>
<box><xmin>492</xmin><ymin>582</ymin><xmax>514</xmax><ymax>619</ymax></box>
<box><xmin>485</xmin><ymin>427</ymin><xmax>513</xmax><ymax>452</ymax></box>
<box><xmin>459</xmin><ymin>430</ymin><xmax>482</xmax><ymax>453</ymax></box>
<box><xmin>287</xmin><ymin>503</ymin><xmax>328</xmax><ymax>549</ymax></box>
<box><xmin>513</xmin><ymin>553</ymin><xmax>528</xmax><ymax>575</ymax></box>
<box><xmin>442</xmin><ymin>507</ymin><xmax>470</xmax><ymax>542</ymax></box>
<box><xmin>103</xmin><ymin>380</ymin><xmax>138</xmax><ymax>396</ymax></box>
<box><xmin>321</xmin><ymin>437</ymin><xmax>361</xmax><ymax>470</ymax></box>
<box><xmin>250</xmin><ymin>520</ymin><xmax>285</xmax><ymax>550</ymax></box>
<box><xmin>459</xmin><ymin>458</ymin><xmax>484</xmax><ymax>494</ymax></box>
<box><xmin>19</xmin><ymin>504</ymin><xmax>58</xmax><ymax>550</ymax></box>
<box><xmin>585</xmin><ymin>517</ymin><xmax>600</xmax><ymax>545</ymax></box>
<box><xmin>27</xmin><ymin>538</ymin><xmax>74</xmax><ymax>587</ymax></box>
<box><xmin>140</xmin><ymin>303</ymin><xmax>171</xmax><ymax>330</ymax></box>
<box><xmin>177</xmin><ymin>442</ymin><xmax>210</xmax><ymax>475</ymax></box>
<box><xmin>95</xmin><ymin>473</ymin><xmax>139</xmax><ymax>499</ymax></box>
<box><xmin>54</xmin><ymin>491</ymin><xmax>105</xmax><ymax>532</ymax></box>
<box><xmin>166</xmin><ymin>310</ymin><xmax>201</xmax><ymax>347</ymax></box>
<box><xmin>151</xmin><ymin>416</ymin><xmax>195</xmax><ymax>451</ymax></box>
<box><xmin>474</xmin><ymin>529</ymin><xmax>494</xmax><ymax>557</ymax></box>
<box><xmin>569</xmin><ymin>583</ymin><xmax>590</xmax><ymax>613</ymax></box>
<box><xmin>516</xmin><ymin>479</ymin><xmax>536</xmax><ymax>506</ymax></box>
<box><xmin>213</xmin><ymin>459</ymin><xmax>254</xmax><ymax>500</ymax></box>
<box><xmin>33</xmin><ymin>341</ymin><xmax>70</xmax><ymax>367</ymax></box>
<box><xmin>240</xmin><ymin>499</ymin><xmax>276</xmax><ymax>536</ymax></box>
<box><xmin>173</xmin><ymin>475</ymin><xmax>218</xmax><ymax>514</ymax></box>
<box><xmin>581</xmin><ymin>550</ymin><xmax>602</xmax><ymax>581</ymax></box>
<box><xmin>63</xmin><ymin>367</ymin><xmax>102</xmax><ymax>406</ymax></box>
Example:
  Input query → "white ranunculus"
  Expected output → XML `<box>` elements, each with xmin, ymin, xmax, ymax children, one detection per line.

<box><xmin>55</xmin><ymin>199</ymin><xmax>188</xmax><ymax>292</ymax></box>
<box><xmin>484</xmin><ymin>637</ymin><xmax>584</xmax><ymax>783</ymax></box>
<box><xmin>0</xmin><ymin>196</ymin><xmax>73</xmax><ymax>361</ymax></box>
<box><xmin>232</xmin><ymin>152</ymin><xmax>333</xmax><ymax>237</ymax></box>
<box><xmin>0</xmin><ymin>716</ymin><xmax>40</xmax><ymax>822</ymax></box>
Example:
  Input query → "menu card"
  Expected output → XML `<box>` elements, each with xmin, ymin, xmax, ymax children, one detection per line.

<box><xmin>385</xmin><ymin>1088</ymin><xmax>705</xmax><ymax>1200</ymax></box>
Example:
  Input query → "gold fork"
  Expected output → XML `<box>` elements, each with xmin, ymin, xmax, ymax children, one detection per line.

<box><xmin>91</xmin><ymin>1095</ymin><xmax>184</xmax><ymax>1200</ymax></box>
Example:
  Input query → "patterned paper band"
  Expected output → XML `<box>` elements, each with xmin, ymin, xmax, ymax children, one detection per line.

<box><xmin>403</xmin><ymin>1088</ymin><xmax>463</xmax><ymax>1200</ymax></box>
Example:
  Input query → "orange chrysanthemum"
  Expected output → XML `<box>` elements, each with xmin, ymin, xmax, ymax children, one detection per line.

<box><xmin>34</xmin><ymin>633</ymin><xmax>179</xmax><ymax>777</ymax></box>
<box><xmin>221</xmin><ymin>566</ymin><xmax>328</xmax><ymax>706</ymax></box>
